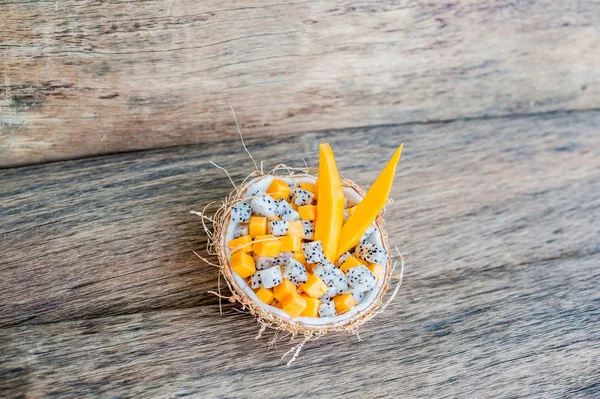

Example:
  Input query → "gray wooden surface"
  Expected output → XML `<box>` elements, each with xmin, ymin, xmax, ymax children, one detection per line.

<box><xmin>2</xmin><ymin>0</ymin><xmax>600</xmax><ymax>167</ymax></box>
<box><xmin>2</xmin><ymin>110</ymin><xmax>599</xmax><ymax>397</ymax></box>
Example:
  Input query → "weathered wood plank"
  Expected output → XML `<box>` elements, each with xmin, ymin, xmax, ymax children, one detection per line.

<box><xmin>1</xmin><ymin>254</ymin><xmax>598</xmax><ymax>398</ymax></box>
<box><xmin>1</xmin><ymin>0</ymin><xmax>600</xmax><ymax>166</ymax></box>
<box><xmin>1</xmin><ymin>110</ymin><xmax>599</xmax><ymax>329</ymax></box>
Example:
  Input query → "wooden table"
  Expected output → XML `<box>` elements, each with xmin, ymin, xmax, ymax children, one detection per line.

<box><xmin>2</xmin><ymin>1</ymin><xmax>599</xmax><ymax>398</ymax></box>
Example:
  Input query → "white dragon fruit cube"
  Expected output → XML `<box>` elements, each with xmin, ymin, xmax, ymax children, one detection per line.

<box><xmin>360</xmin><ymin>225</ymin><xmax>376</xmax><ymax>242</ymax></box>
<box><xmin>275</xmin><ymin>200</ymin><xmax>299</xmax><ymax>221</ymax></box>
<box><xmin>249</xmin><ymin>272</ymin><xmax>262</xmax><ymax>289</ymax></box>
<box><xmin>355</xmin><ymin>242</ymin><xmax>388</xmax><ymax>265</ymax></box>
<box><xmin>346</xmin><ymin>265</ymin><xmax>377</xmax><ymax>292</ymax></box>
<box><xmin>302</xmin><ymin>241</ymin><xmax>325</xmax><ymax>263</ymax></box>
<box><xmin>231</xmin><ymin>202</ymin><xmax>252</xmax><ymax>223</ymax></box>
<box><xmin>260</xmin><ymin>266</ymin><xmax>283</xmax><ymax>289</ymax></box>
<box><xmin>233</xmin><ymin>224</ymin><xmax>249</xmax><ymax>239</ymax></box>
<box><xmin>249</xmin><ymin>195</ymin><xmax>277</xmax><ymax>218</ymax></box>
<box><xmin>292</xmin><ymin>188</ymin><xmax>314</xmax><ymax>206</ymax></box>
<box><xmin>318</xmin><ymin>301</ymin><xmax>336</xmax><ymax>317</ymax></box>
<box><xmin>277</xmin><ymin>252</ymin><xmax>294</xmax><ymax>266</ymax></box>
<box><xmin>254</xmin><ymin>256</ymin><xmax>277</xmax><ymax>270</ymax></box>
<box><xmin>268</xmin><ymin>220</ymin><xmax>288</xmax><ymax>236</ymax></box>
<box><xmin>301</xmin><ymin>220</ymin><xmax>315</xmax><ymax>240</ymax></box>
<box><xmin>335</xmin><ymin>251</ymin><xmax>351</xmax><ymax>267</ymax></box>
<box><xmin>243</xmin><ymin>188</ymin><xmax>265</xmax><ymax>198</ymax></box>
<box><xmin>313</xmin><ymin>259</ymin><xmax>338</xmax><ymax>283</ymax></box>
<box><xmin>326</xmin><ymin>270</ymin><xmax>348</xmax><ymax>295</ymax></box>
<box><xmin>283</xmin><ymin>258</ymin><xmax>308</xmax><ymax>285</ymax></box>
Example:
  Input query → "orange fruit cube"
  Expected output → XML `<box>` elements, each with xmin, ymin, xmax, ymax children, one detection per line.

<box><xmin>298</xmin><ymin>204</ymin><xmax>317</xmax><ymax>221</ymax></box>
<box><xmin>253</xmin><ymin>235</ymin><xmax>281</xmax><ymax>257</ymax></box>
<box><xmin>249</xmin><ymin>216</ymin><xmax>267</xmax><ymax>237</ymax></box>
<box><xmin>230</xmin><ymin>251</ymin><xmax>256</xmax><ymax>278</ymax></box>
<box><xmin>368</xmin><ymin>263</ymin><xmax>385</xmax><ymax>281</ymax></box>
<box><xmin>282</xmin><ymin>292</ymin><xmax>307</xmax><ymax>318</ymax></box>
<box><xmin>274</xmin><ymin>300</ymin><xmax>283</xmax><ymax>309</ymax></box>
<box><xmin>280</xmin><ymin>236</ymin><xmax>302</xmax><ymax>252</ymax></box>
<box><xmin>228</xmin><ymin>235</ymin><xmax>253</xmax><ymax>253</ymax></box>
<box><xmin>293</xmin><ymin>251</ymin><xmax>306</xmax><ymax>265</ymax></box>
<box><xmin>300</xmin><ymin>297</ymin><xmax>320</xmax><ymax>317</ymax></box>
<box><xmin>333</xmin><ymin>293</ymin><xmax>356</xmax><ymax>314</ymax></box>
<box><xmin>267</xmin><ymin>179</ymin><xmax>292</xmax><ymax>200</ymax></box>
<box><xmin>255</xmin><ymin>287</ymin><xmax>275</xmax><ymax>305</ymax></box>
<box><xmin>298</xmin><ymin>182</ymin><xmax>315</xmax><ymax>193</ymax></box>
<box><xmin>300</xmin><ymin>274</ymin><xmax>328</xmax><ymax>299</ymax></box>
<box><xmin>286</xmin><ymin>220</ymin><xmax>305</xmax><ymax>239</ymax></box>
<box><xmin>346</xmin><ymin>205</ymin><xmax>358</xmax><ymax>216</ymax></box>
<box><xmin>340</xmin><ymin>255</ymin><xmax>364</xmax><ymax>273</ymax></box>
<box><xmin>273</xmin><ymin>278</ymin><xmax>296</xmax><ymax>302</ymax></box>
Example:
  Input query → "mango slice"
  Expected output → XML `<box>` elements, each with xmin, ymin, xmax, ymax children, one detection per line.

<box><xmin>336</xmin><ymin>144</ymin><xmax>403</xmax><ymax>259</ymax></box>
<box><xmin>314</xmin><ymin>143</ymin><xmax>345</xmax><ymax>261</ymax></box>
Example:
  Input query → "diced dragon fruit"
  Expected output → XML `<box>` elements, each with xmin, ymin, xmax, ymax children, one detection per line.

<box><xmin>268</xmin><ymin>220</ymin><xmax>289</xmax><ymax>236</ymax></box>
<box><xmin>301</xmin><ymin>220</ymin><xmax>315</xmax><ymax>240</ymax></box>
<box><xmin>249</xmin><ymin>195</ymin><xmax>277</xmax><ymax>218</ymax></box>
<box><xmin>260</xmin><ymin>266</ymin><xmax>283</xmax><ymax>289</ymax></box>
<box><xmin>348</xmin><ymin>288</ymin><xmax>365</xmax><ymax>304</ymax></box>
<box><xmin>360</xmin><ymin>225</ymin><xmax>376</xmax><ymax>242</ymax></box>
<box><xmin>326</xmin><ymin>269</ymin><xmax>348</xmax><ymax>295</ymax></box>
<box><xmin>292</xmin><ymin>188</ymin><xmax>314</xmax><ymax>206</ymax></box>
<box><xmin>231</xmin><ymin>202</ymin><xmax>252</xmax><ymax>223</ymax></box>
<box><xmin>243</xmin><ymin>188</ymin><xmax>265</xmax><ymax>198</ymax></box>
<box><xmin>277</xmin><ymin>251</ymin><xmax>294</xmax><ymax>266</ymax></box>
<box><xmin>282</xmin><ymin>258</ymin><xmax>308</xmax><ymax>285</ymax></box>
<box><xmin>355</xmin><ymin>242</ymin><xmax>388</xmax><ymax>265</ymax></box>
<box><xmin>302</xmin><ymin>241</ymin><xmax>325</xmax><ymax>263</ymax></box>
<box><xmin>318</xmin><ymin>301</ymin><xmax>336</xmax><ymax>317</ymax></box>
<box><xmin>254</xmin><ymin>256</ymin><xmax>277</xmax><ymax>270</ymax></box>
<box><xmin>233</xmin><ymin>224</ymin><xmax>249</xmax><ymax>239</ymax></box>
<box><xmin>346</xmin><ymin>265</ymin><xmax>377</xmax><ymax>292</ymax></box>
<box><xmin>312</xmin><ymin>259</ymin><xmax>338</xmax><ymax>283</ymax></box>
<box><xmin>275</xmin><ymin>199</ymin><xmax>299</xmax><ymax>221</ymax></box>
<box><xmin>249</xmin><ymin>272</ymin><xmax>262</xmax><ymax>289</ymax></box>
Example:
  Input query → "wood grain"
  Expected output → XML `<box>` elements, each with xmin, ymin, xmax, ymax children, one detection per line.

<box><xmin>1</xmin><ymin>110</ymin><xmax>599</xmax><ymax>397</ymax></box>
<box><xmin>2</xmin><ymin>0</ymin><xmax>600</xmax><ymax>167</ymax></box>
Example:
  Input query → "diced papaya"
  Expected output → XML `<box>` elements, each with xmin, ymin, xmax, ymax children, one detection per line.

<box><xmin>228</xmin><ymin>235</ymin><xmax>253</xmax><ymax>253</ymax></box>
<box><xmin>230</xmin><ymin>251</ymin><xmax>256</xmax><ymax>278</ymax></box>
<box><xmin>300</xmin><ymin>297</ymin><xmax>320</xmax><ymax>317</ymax></box>
<box><xmin>333</xmin><ymin>293</ymin><xmax>356</xmax><ymax>314</ymax></box>
<box><xmin>299</xmin><ymin>182</ymin><xmax>315</xmax><ymax>193</ymax></box>
<box><xmin>253</xmin><ymin>235</ymin><xmax>281</xmax><ymax>257</ymax></box>
<box><xmin>340</xmin><ymin>255</ymin><xmax>364</xmax><ymax>273</ymax></box>
<box><xmin>282</xmin><ymin>292</ymin><xmax>307</xmax><ymax>318</ymax></box>
<box><xmin>300</xmin><ymin>274</ymin><xmax>329</xmax><ymax>299</ymax></box>
<box><xmin>368</xmin><ymin>263</ymin><xmax>385</xmax><ymax>281</ymax></box>
<box><xmin>298</xmin><ymin>204</ymin><xmax>317</xmax><ymax>221</ymax></box>
<box><xmin>336</xmin><ymin>144</ymin><xmax>403</xmax><ymax>259</ymax></box>
<box><xmin>249</xmin><ymin>216</ymin><xmax>267</xmax><ymax>237</ymax></box>
<box><xmin>280</xmin><ymin>235</ymin><xmax>302</xmax><ymax>252</ymax></box>
<box><xmin>273</xmin><ymin>278</ymin><xmax>296</xmax><ymax>302</ymax></box>
<box><xmin>266</xmin><ymin>179</ymin><xmax>292</xmax><ymax>200</ymax></box>
<box><xmin>346</xmin><ymin>205</ymin><xmax>358</xmax><ymax>216</ymax></box>
<box><xmin>293</xmin><ymin>251</ymin><xmax>307</xmax><ymax>265</ymax></box>
<box><xmin>314</xmin><ymin>143</ymin><xmax>345</xmax><ymax>261</ymax></box>
<box><xmin>290</xmin><ymin>203</ymin><xmax>298</xmax><ymax>211</ymax></box>
<box><xmin>356</xmin><ymin>257</ymin><xmax>368</xmax><ymax>266</ymax></box>
<box><xmin>286</xmin><ymin>220</ymin><xmax>305</xmax><ymax>239</ymax></box>
<box><xmin>255</xmin><ymin>287</ymin><xmax>275</xmax><ymax>305</ymax></box>
<box><xmin>268</xmin><ymin>215</ymin><xmax>281</xmax><ymax>221</ymax></box>
<box><xmin>313</xmin><ymin>179</ymin><xmax>319</xmax><ymax>200</ymax></box>
<box><xmin>274</xmin><ymin>300</ymin><xmax>283</xmax><ymax>309</ymax></box>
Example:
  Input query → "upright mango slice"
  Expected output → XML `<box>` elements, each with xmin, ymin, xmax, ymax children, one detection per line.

<box><xmin>336</xmin><ymin>144</ymin><xmax>403</xmax><ymax>259</ymax></box>
<box><xmin>314</xmin><ymin>143</ymin><xmax>345</xmax><ymax>261</ymax></box>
